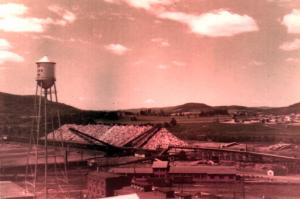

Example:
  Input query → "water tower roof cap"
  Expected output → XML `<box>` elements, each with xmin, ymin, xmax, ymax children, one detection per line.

<box><xmin>37</xmin><ymin>56</ymin><xmax>55</xmax><ymax>63</ymax></box>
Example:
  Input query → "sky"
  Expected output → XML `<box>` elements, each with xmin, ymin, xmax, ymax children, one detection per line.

<box><xmin>0</xmin><ymin>0</ymin><xmax>300</xmax><ymax>110</ymax></box>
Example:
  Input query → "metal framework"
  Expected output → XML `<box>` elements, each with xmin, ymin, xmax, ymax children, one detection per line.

<box><xmin>25</xmin><ymin>81</ymin><xmax>69</xmax><ymax>198</ymax></box>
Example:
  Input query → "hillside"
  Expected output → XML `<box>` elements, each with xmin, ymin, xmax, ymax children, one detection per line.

<box><xmin>169</xmin><ymin>103</ymin><xmax>214</xmax><ymax>113</ymax></box>
<box><xmin>0</xmin><ymin>92</ymin><xmax>80</xmax><ymax>117</ymax></box>
<box><xmin>126</xmin><ymin>103</ymin><xmax>217</xmax><ymax>115</ymax></box>
<box><xmin>3</xmin><ymin>91</ymin><xmax>300</xmax><ymax>120</ymax></box>
<box><xmin>126</xmin><ymin>103</ymin><xmax>260</xmax><ymax>115</ymax></box>
<box><xmin>266</xmin><ymin>103</ymin><xmax>300</xmax><ymax>114</ymax></box>
<box><xmin>126</xmin><ymin>103</ymin><xmax>300</xmax><ymax>115</ymax></box>
<box><xmin>0</xmin><ymin>92</ymin><xmax>80</xmax><ymax>135</ymax></box>
<box><xmin>0</xmin><ymin>92</ymin><xmax>120</xmax><ymax>137</ymax></box>
<box><xmin>3</xmin><ymin>91</ymin><xmax>300</xmax><ymax>137</ymax></box>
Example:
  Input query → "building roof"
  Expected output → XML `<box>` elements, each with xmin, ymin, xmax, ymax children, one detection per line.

<box><xmin>115</xmin><ymin>187</ymin><xmax>169</xmax><ymax>199</ymax></box>
<box><xmin>109</xmin><ymin>165</ymin><xmax>236</xmax><ymax>175</ymax></box>
<box><xmin>152</xmin><ymin>160</ymin><xmax>169</xmax><ymax>169</ymax></box>
<box><xmin>104</xmin><ymin>193</ymin><xmax>140</xmax><ymax>199</ymax></box>
<box><xmin>110</xmin><ymin>167</ymin><xmax>153</xmax><ymax>174</ymax></box>
<box><xmin>37</xmin><ymin>56</ymin><xmax>56</xmax><ymax>63</ymax></box>
<box><xmin>169</xmin><ymin>166</ymin><xmax>236</xmax><ymax>175</ymax></box>
<box><xmin>0</xmin><ymin>181</ymin><xmax>34</xmax><ymax>199</ymax></box>
<box><xmin>88</xmin><ymin>171</ymin><xmax>120</xmax><ymax>179</ymax></box>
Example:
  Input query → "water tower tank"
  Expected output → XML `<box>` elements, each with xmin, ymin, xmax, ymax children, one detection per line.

<box><xmin>36</xmin><ymin>56</ymin><xmax>56</xmax><ymax>89</ymax></box>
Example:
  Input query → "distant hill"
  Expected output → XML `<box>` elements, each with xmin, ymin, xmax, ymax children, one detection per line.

<box><xmin>0</xmin><ymin>92</ymin><xmax>81</xmax><ymax>132</ymax></box>
<box><xmin>170</xmin><ymin>103</ymin><xmax>214</xmax><ymax>113</ymax></box>
<box><xmin>126</xmin><ymin>103</ymin><xmax>261</xmax><ymax>115</ymax></box>
<box><xmin>126</xmin><ymin>102</ymin><xmax>214</xmax><ymax>115</ymax></box>
<box><xmin>265</xmin><ymin>103</ymin><xmax>300</xmax><ymax>114</ymax></box>
<box><xmin>2</xmin><ymin>91</ymin><xmax>300</xmax><ymax>133</ymax></box>
<box><xmin>0</xmin><ymin>92</ymin><xmax>120</xmax><ymax>137</ymax></box>
<box><xmin>125</xmin><ymin>102</ymin><xmax>300</xmax><ymax>115</ymax></box>
<box><xmin>0</xmin><ymin>92</ymin><xmax>80</xmax><ymax>120</ymax></box>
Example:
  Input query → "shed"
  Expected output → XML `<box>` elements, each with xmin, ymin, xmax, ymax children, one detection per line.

<box><xmin>152</xmin><ymin>160</ymin><xmax>169</xmax><ymax>169</ymax></box>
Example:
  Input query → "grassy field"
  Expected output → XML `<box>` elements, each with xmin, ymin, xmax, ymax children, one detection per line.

<box><xmin>96</xmin><ymin>115</ymin><xmax>300</xmax><ymax>143</ymax></box>
<box><xmin>168</xmin><ymin>122</ymin><xmax>300</xmax><ymax>143</ymax></box>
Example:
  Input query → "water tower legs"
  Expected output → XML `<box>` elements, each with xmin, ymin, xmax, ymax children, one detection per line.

<box><xmin>44</xmin><ymin>84</ymin><xmax>48</xmax><ymax>199</ymax></box>
<box><xmin>25</xmin><ymin>82</ymin><xmax>68</xmax><ymax>199</ymax></box>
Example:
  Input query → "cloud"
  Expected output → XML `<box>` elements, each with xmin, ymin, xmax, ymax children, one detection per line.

<box><xmin>0</xmin><ymin>39</ymin><xmax>12</xmax><ymax>50</ymax></box>
<box><xmin>268</xmin><ymin>0</ymin><xmax>298</xmax><ymax>9</ymax></box>
<box><xmin>48</xmin><ymin>5</ymin><xmax>76</xmax><ymax>25</ymax></box>
<box><xmin>172</xmin><ymin>60</ymin><xmax>186</xmax><ymax>67</ymax></box>
<box><xmin>0</xmin><ymin>50</ymin><xmax>24</xmax><ymax>64</ymax></box>
<box><xmin>267</xmin><ymin>0</ymin><xmax>293</xmax><ymax>3</ymax></box>
<box><xmin>151</xmin><ymin>38</ymin><xmax>170</xmax><ymax>47</ymax></box>
<box><xmin>279</xmin><ymin>39</ymin><xmax>300</xmax><ymax>51</ymax></box>
<box><xmin>144</xmin><ymin>98</ymin><xmax>155</xmax><ymax>104</ymax></box>
<box><xmin>286</xmin><ymin>57</ymin><xmax>300</xmax><ymax>63</ymax></box>
<box><xmin>105</xmin><ymin>1</ymin><xmax>257</xmax><ymax>37</ymax></box>
<box><xmin>158</xmin><ymin>64</ymin><xmax>169</xmax><ymax>69</ymax></box>
<box><xmin>0</xmin><ymin>17</ymin><xmax>45</xmax><ymax>32</ymax></box>
<box><xmin>0</xmin><ymin>3</ymin><xmax>76</xmax><ymax>33</ymax></box>
<box><xmin>161</xmin><ymin>41</ymin><xmax>169</xmax><ymax>47</ymax></box>
<box><xmin>159</xmin><ymin>10</ymin><xmax>258</xmax><ymax>37</ymax></box>
<box><xmin>249</xmin><ymin>60</ymin><xmax>264</xmax><ymax>66</ymax></box>
<box><xmin>103</xmin><ymin>0</ymin><xmax>118</xmax><ymax>3</ymax></box>
<box><xmin>105</xmin><ymin>43</ymin><xmax>129</xmax><ymax>55</ymax></box>
<box><xmin>124</xmin><ymin>0</ymin><xmax>173</xmax><ymax>10</ymax></box>
<box><xmin>0</xmin><ymin>3</ymin><xmax>27</xmax><ymax>18</ymax></box>
<box><xmin>0</xmin><ymin>38</ymin><xmax>24</xmax><ymax>64</ymax></box>
<box><xmin>105</xmin><ymin>0</ymin><xmax>174</xmax><ymax>10</ymax></box>
<box><xmin>69</xmin><ymin>38</ymin><xmax>89</xmax><ymax>45</ymax></box>
<box><xmin>34</xmin><ymin>35</ymin><xmax>89</xmax><ymax>45</ymax></box>
<box><xmin>0</xmin><ymin>3</ymin><xmax>45</xmax><ymax>32</ymax></box>
<box><xmin>39</xmin><ymin>35</ymin><xmax>65</xmax><ymax>42</ymax></box>
<box><xmin>282</xmin><ymin>9</ymin><xmax>300</xmax><ymax>34</ymax></box>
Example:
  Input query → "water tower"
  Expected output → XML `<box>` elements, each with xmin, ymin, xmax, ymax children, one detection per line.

<box><xmin>25</xmin><ymin>56</ymin><xmax>68</xmax><ymax>198</ymax></box>
<box><xmin>36</xmin><ymin>56</ymin><xmax>56</xmax><ymax>89</ymax></box>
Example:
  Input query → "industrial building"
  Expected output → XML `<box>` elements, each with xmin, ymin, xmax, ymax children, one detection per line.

<box><xmin>83</xmin><ymin>160</ymin><xmax>237</xmax><ymax>198</ymax></box>
<box><xmin>109</xmin><ymin>160</ymin><xmax>238</xmax><ymax>183</ymax></box>
<box><xmin>86</xmin><ymin>172</ymin><xmax>130</xmax><ymax>199</ymax></box>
